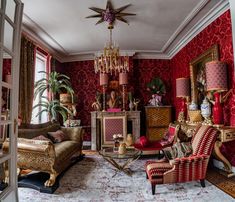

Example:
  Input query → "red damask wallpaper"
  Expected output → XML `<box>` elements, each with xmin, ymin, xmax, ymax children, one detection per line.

<box><xmin>57</xmin><ymin>10</ymin><xmax>234</xmax><ymax>141</ymax></box>
<box><xmin>58</xmin><ymin>59</ymin><xmax>171</xmax><ymax>140</ymax></box>
<box><xmin>2</xmin><ymin>59</ymin><xmax>11</xmax><ymax>81</ymax></box>
<box><xmin>171</xmin><ymin>10</ymin><xmax>234</xmax><ymax>125</ymax></box>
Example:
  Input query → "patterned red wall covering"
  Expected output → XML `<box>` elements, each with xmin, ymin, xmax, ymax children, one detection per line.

<box><xmin>58</xmin><ymin>59</ymin><xmax>171</xmax><ymax>141</ymax></box>
<box><xmin>56</xmin><ymin>10</ymin><xmax>234</xmax><ymax>140</ymax></box>
<box><xmin>170</xmin><ymin>10</ymin><xmax>234</xmax><ymax>125</ymax></box>
<box><xmin>2</xmin><ymin>59</ymin><xmax>11</xmax><ymax>81</ymax></box>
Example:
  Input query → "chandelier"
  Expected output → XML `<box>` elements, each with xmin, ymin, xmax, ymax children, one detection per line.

<box><xmin>86</xmin><ymin>0</ymin><xmax>135</xmax><ymax>74</ymax></box>
<box><xmin>94</xmin><ymin>28</ymin><xmax>129</xmax><ymax>74</ymax></box>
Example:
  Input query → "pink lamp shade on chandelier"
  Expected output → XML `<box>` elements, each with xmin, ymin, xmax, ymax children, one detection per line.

<box><xmin>205</xmin><ymin>61</ymin><xmax>228</xmax><ymax>92</ymax></box>
<box><xmin>100</xmin><ymin>73</ymin><xmax>108</xmax><ymax>86</ymax></box>
<box><xmin>119</xmin><ymin>72</ymin><xmax>128</xmax><ymax>85</ymax></box>
<box><xmin>176</xmin><ymin>78</ymin><xmax>190</xmax><ymax>98</ymax></box>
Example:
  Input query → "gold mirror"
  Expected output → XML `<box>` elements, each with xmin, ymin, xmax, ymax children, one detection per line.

<box><xmin>190</xmin><ymin>44</ymin><xmax>219</xmax><ymax>105</ymax></box>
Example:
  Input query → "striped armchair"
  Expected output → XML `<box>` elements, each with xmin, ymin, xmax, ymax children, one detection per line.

<box><xmin>145</xmin><ymin>125</ymin><xmax>219</xmax><ymax>195</ymax></box>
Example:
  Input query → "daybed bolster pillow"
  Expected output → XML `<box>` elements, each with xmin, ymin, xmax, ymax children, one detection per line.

<box><xmin>16</xmin><ymin>138</ymin><xmax>55</xmax><ymax>155</ymax></box>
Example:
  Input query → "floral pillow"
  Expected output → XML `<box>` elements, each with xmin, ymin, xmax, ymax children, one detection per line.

<box><xmin>163</xmin><ymin>142</ymin><xmax>193</xmax><ymax>161</ymax></box>
<box><xmin>32</xmin><ymin>135</ymin><xmax>53</xmax><ymax>143</ymax></box>
<box><xmin>48</xmin><ymin>130</ymin><xmax>69</xmax><ymax>143</ymax></box>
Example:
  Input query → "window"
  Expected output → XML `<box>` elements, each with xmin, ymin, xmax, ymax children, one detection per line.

<box><xmin>31</xmin><ymin>52</ymin><xmax>48</xmax><ymax>124</ymax></box>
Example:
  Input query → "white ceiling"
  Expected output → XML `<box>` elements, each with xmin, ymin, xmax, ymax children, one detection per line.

<box><xmin>21</xmin><ymin>0</ymin><xmax>229</xmax><ymax>62</ymax></box>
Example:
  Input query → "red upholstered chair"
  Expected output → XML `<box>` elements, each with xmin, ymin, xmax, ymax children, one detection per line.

<box><xmin>145</xmin><ymin>125</ymin><xmax>219</xmax><ymax>195</ymax></box>
<box><xmin>134</xmin><ymin>123</ymin><xmax>180</xmax><ymax>155</ymax></box>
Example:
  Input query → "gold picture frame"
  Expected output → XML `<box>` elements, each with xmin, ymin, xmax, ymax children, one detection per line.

<box><xmin>101</xmin><ymin>114</ymin><xmax>127</xmax><ymax>148</ymax></box>
<box><xmin>190</xmin><ymin>44</ymin><xmax>219</xmax><ymax>105</ymax></box>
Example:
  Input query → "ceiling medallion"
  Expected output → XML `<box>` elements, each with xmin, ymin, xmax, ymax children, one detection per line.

<box><xmin>86</xmin><ymin>0</ymin><xmax>136</xmax><ymax>29</ymax></box>
<box><xmin>86</xmin><ymin>0</ymin><xmax>135</xmax><ymax>74</ymax></box>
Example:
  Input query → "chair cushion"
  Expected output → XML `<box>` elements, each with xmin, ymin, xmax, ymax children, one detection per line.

<box><xmin>48</xmin><ymin>130</ymin><xmax>69</xmax><ymax>143</ymax></box>
<box><xmin>146</xmin><ymin>161</ymin><xmax>173</xmax><ymax>181</ymax></box>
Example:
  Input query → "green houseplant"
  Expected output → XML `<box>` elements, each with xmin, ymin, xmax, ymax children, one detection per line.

<box><xmin>147</xmin><ymin>77</ymin><xmax>166</xmax><ymax>95</ymax></box>
<box><xmin>147</xmin><ymin>77</ymin><xmax>166</xmax><ymax>106</ymax></box>
<box><xmin>33</xmin><ymin>71</ymin><xmax>74</xmax><ymax>122</ymax></box>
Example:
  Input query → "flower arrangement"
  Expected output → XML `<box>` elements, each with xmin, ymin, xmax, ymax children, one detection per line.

<box><xmin>147</xmin><ymin>77</ymin><xmax>166</xmax><ymax>95</ymax></box>
<box><xmin>113</xmin><ymin>134</ymin><xmax>124</xmax><ymax>142</ymax></box>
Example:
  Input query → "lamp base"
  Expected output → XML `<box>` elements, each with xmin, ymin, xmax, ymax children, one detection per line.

<box><xmin>202</xmin><ymin>117</ymin><xmax>213</xmax><ymax>126</ymax></box>
<box><xmin>213</xmin><ymin>92</ymin><xmax>223</xmax><ymax>125</ymax></box>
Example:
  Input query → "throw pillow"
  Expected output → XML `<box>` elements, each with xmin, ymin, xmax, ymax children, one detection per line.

<box><xmin>163</xmin><ymin>146</ymin><xmax>177</xmax><ymax>160</ymax></box>
<box><xmin>181</xmin><ymin>142</ymin><xmax>193</xmax><ymax>156</ymax></box>
<box><xmin>163</xmin><ymin>142</ymin><xmax>193</xmax><ymax>161</ymax></box>
<box><xmin>32</xmin><ymin>135</ymin><xmax>53</xmax><ymax>143</ymax></box>
<box><xmin>139</xmin><ymin>136</ymin><xmax>149</xmax><ymax>147</ymax></box>
<box><xmin>48</xmin><ymin>130</ymin><xmax>69</xmax><ymax>143</ymax></box>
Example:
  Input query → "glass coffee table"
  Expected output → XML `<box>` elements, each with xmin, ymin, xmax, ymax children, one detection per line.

<box><xmin>99</xmin><ymin>148</ymin><xmax>141</xmax><ymax>177</ymax></box>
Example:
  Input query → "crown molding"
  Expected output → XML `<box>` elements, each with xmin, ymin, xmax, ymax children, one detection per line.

<box><xmin>60</xmin><ymin>53</ymin><xmax>94</xmax><ymax>62</ymax></box>
<box><xmin>167</xmin><ymin>0</ymin><xmax>230</xmax><ymax>59</ymax></box>
<box><xmin>22</xmin><ymin>0</ymin><xmax>230</xmax><ymax>62</ymax></box>
<box><xmin>161</xmin><ymin>0</ymin><xmax>208</xmax><ymax>52</ymax></box>
<box><xmin>133</xmin><ymin>52</ymin><xmax>170</xmax><ymax>60</ymax></box>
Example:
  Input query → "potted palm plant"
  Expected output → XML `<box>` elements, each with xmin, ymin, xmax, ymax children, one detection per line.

<box><xmin>33</xmin><ymin>71</ymin><xmax>74</xmax><ymax>122</ymax></box>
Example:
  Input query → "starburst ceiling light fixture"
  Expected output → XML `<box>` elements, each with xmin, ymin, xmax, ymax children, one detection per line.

<box><xmin>86</xmin><ymin>0</ymin><xmax>136</xmax><ymax>74</ymax></box>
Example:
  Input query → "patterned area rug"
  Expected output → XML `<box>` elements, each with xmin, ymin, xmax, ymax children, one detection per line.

<box><xmin>18</xmin><ymin>155</ymin><xmax>234</xmax><ymax>202</ymax></box>
<box><xmin>206</xmin><ymin>168</ymin><xmax>235</xmax><ymax>198</ymax></box>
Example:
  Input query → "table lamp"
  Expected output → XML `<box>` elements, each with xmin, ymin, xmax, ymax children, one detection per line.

<box><xmin>100</xmin><ymin>73</ymin><xmax>108</xmax><ymax>111</ymax></box>
<box><xmin>119</xmin><ymin>72</ymin><xmax>128</xmax><ymax>111</ymax></box>
<box><xmin>205</xmin><ymin>61</ymin><xmax>228</xmax><ymax>125</ymax></box>
<box><xmin>176</xmin><ymin>77</ymin><xmax>190</xmax><ymax>122</ymax></box>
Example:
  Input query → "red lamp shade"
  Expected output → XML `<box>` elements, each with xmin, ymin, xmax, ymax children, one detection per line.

<box><xmin>100</xmin><ymin>73</ymin><xmax>108</xmax><ymax>86</ymax></box>
<box><xmin>176</xmin><ymin>78</ymin><xmax>190</xmax><ymax>98</ymax></box>
<box><xmin>119</xmin><ymin>72</ymin><xmax>128</xmax><ymax>85</ymax></box>
<box><xmin>205</xmin><ymin>61</ymin><xmax>228</xmax><ymax>92</ymax></box>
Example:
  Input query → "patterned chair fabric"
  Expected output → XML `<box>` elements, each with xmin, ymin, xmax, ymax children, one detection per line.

<box><xmin>145</xmin><ymin>125</ymin><xmax>219</xmax><ymax>195</ymax></box>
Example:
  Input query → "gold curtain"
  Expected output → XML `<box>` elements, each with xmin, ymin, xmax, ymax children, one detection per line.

<box><xmin>19</xmin><ymin>36</ymin><xmax>36</xmax><ymax>124</ymax></box>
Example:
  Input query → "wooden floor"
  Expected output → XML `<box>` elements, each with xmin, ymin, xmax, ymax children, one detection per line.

<box><xmin>206</xmin><ymin>167</ymin><xmax>235</xmax><ymax>198</ymax></box>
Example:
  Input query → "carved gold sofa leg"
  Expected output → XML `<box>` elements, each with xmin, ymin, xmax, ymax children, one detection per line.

<box><xmin>44</xmin><ymin>171</ymin><xmax>58</xmax><ymax>187</ymax></box>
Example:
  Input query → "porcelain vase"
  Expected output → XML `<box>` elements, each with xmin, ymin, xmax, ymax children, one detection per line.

<box><xmin>201</xmin><ymin>97</ymin><xmax>211</xmax><ymax>119</ymax></box>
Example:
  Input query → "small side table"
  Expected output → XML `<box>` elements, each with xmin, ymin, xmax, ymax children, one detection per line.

<box><xmin>99</xmin><ymin>148</ymin><xmax>141</xmax><ymax>177</ymax></box>
<box><xmin>213</xmin><ymin>126</ymin><xmax>235</xmax><ymax>177</ymax></box>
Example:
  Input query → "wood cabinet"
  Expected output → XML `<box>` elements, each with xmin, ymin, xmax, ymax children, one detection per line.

<box><xmin>145</xmin><ymin>106</ymin><xmax>172</xmax><ymax>141</ymax></box>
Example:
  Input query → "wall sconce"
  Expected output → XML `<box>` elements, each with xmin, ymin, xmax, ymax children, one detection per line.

<box><xmin>205</xmin><ymin>61</ymin><xmax>228</xmax><ymax>125</ymax></box>
<box><xmin>100</xmin><ymin>73</ymin><xmax>108</xmax><ymax>111</ymax></box>
<box><xmin>119</xmin><ymin>72</ymin><xmax>128</xmax><ymax>111</ymax></box>
<box><xmin>176</xmin><ymin>77</ymin><xmax>190</xmax><ymax>122</ymax></box>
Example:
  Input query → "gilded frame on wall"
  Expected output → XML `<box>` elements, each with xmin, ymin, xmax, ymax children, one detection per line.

<box><xmin>190</xmin><ymin>44</ymin><xmax>219</xmax><ymax>105</ymax></box>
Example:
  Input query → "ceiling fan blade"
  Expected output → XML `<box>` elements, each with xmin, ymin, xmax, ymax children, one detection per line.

<box><xmin>115</xmin><ymin>4</ymin><xmax>131</xmax><ymax>13</ymax></box>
